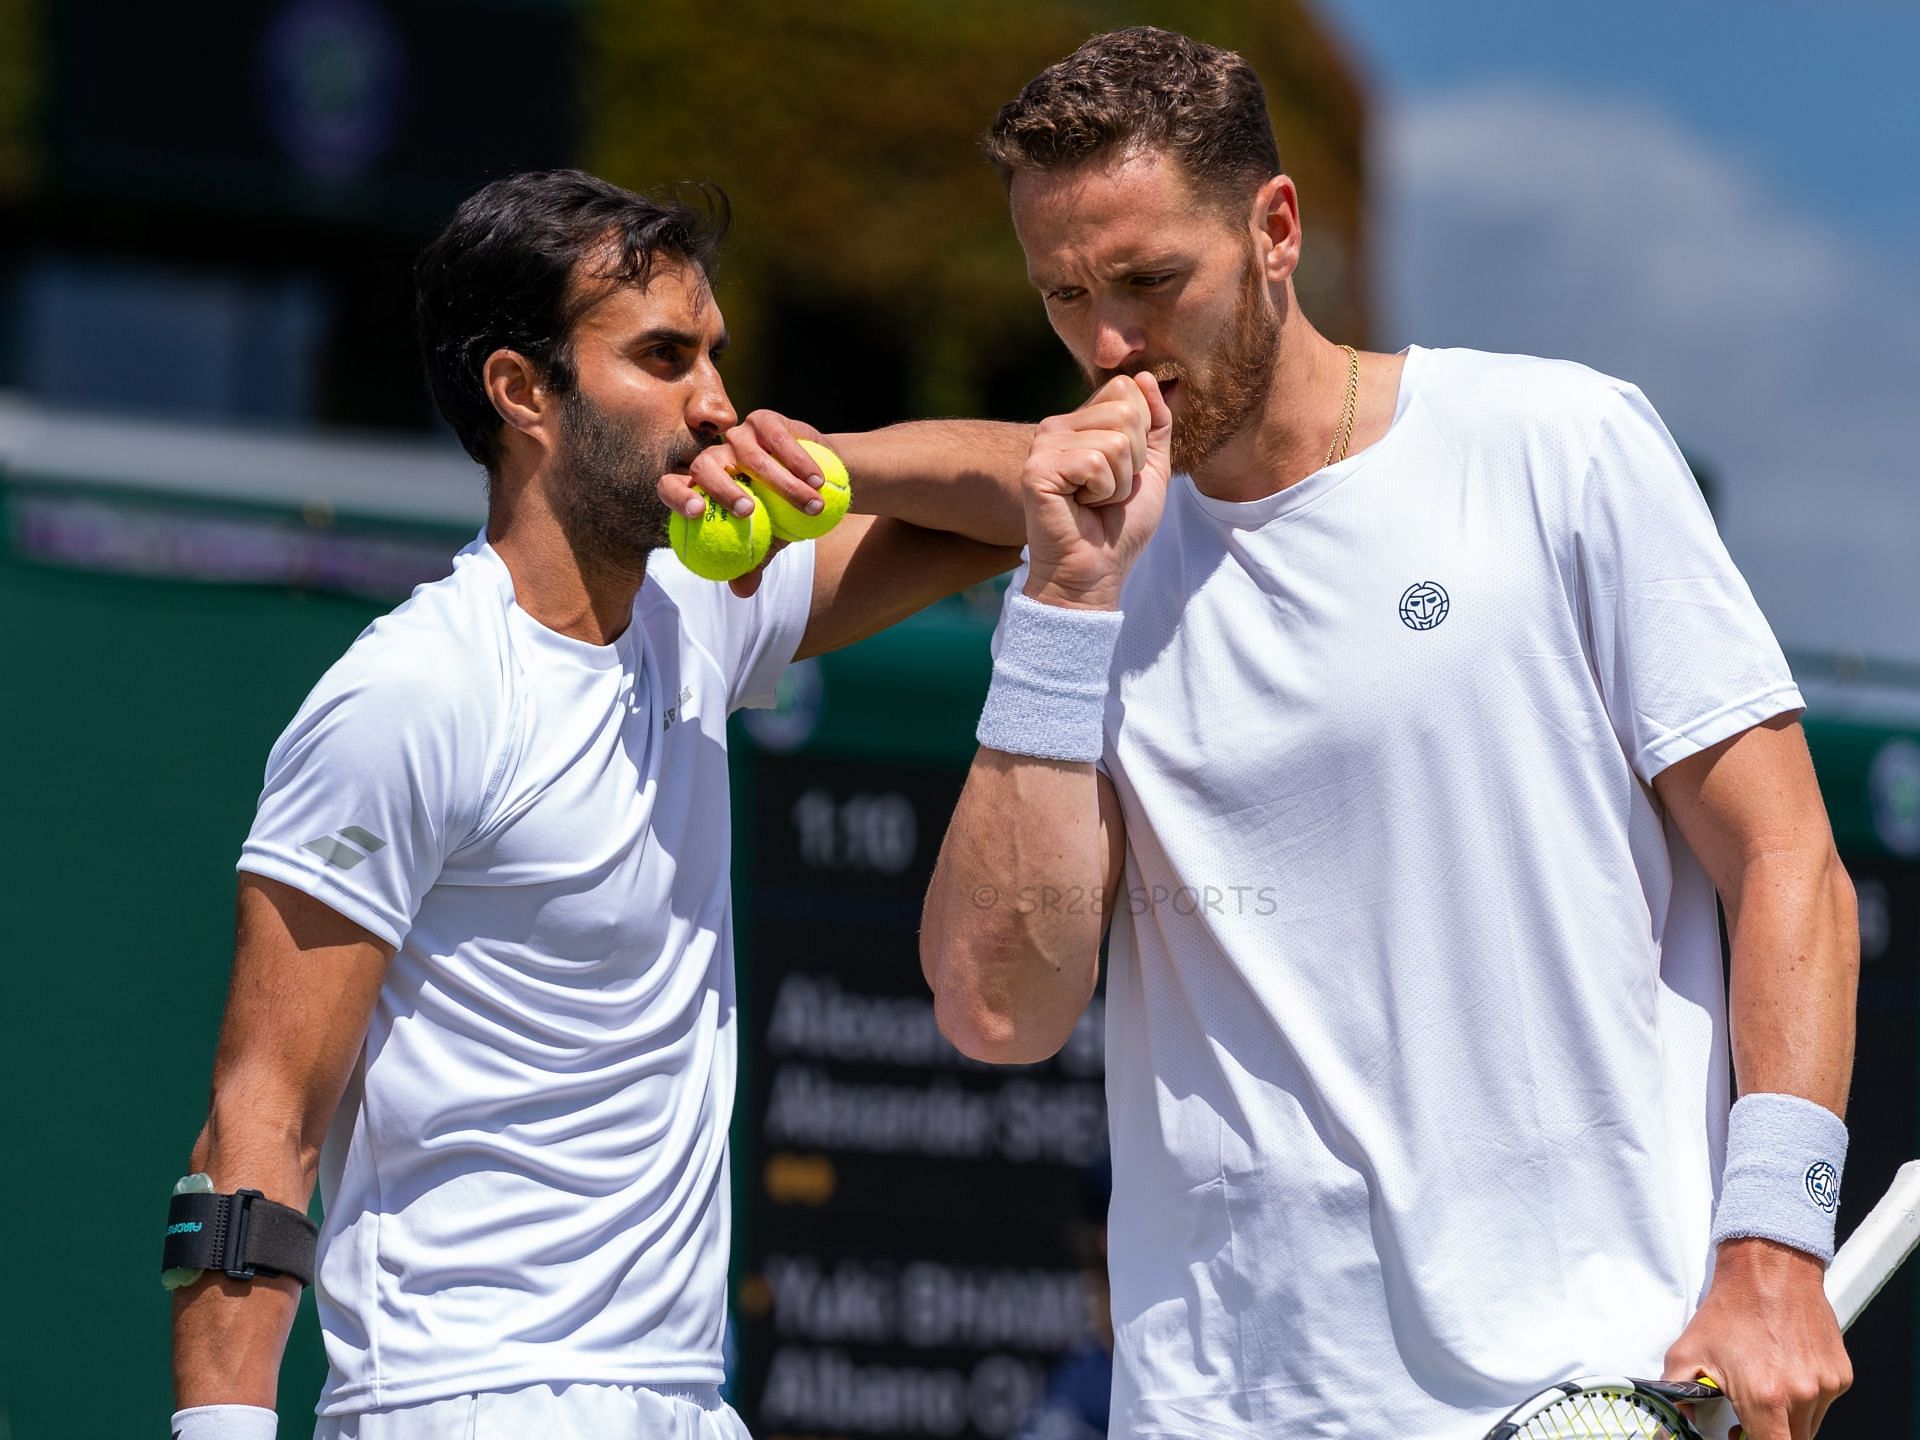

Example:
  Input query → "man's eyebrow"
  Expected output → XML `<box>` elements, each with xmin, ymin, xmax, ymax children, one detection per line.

<box><xmin>1026</xmin><ymin>255</ymin><xmax>1186</xmax><ymax>288</ymax></box>
<box><xmin>1103</xmin><ymin>253</ymin><xmax>1185</xmax><ymax>276</ymax></box>
<box><xmin>632</xmin><ymin>326</ymin><xmax>730</xmax><ymax>357</ymax></box>
<box><xmin>633</xmin><ymin>326</ymin><xmax>702</xmax><ymax>350</ymax></box>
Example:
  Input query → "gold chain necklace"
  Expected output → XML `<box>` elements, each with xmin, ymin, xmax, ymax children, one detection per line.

<box><xmin>1324</xmin><ymin>343</ymin><xmax>1360</xmax><ymax>469</ymax></box>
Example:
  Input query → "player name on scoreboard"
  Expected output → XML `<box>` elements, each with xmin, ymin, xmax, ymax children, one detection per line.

<box><xmin>763</xmin><ymin>973</ymin><xmax>1105</xmax><ymax>1165</ymax></box>
<box><xmin>739</xmin><ymin>756</ymin><xmax>1107</xmax><ymax>1440</ymax></box>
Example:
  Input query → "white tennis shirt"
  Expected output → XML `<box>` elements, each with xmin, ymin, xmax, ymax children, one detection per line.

<box><xmin>238</xmin><ymin>535</ymin><xmax>814</xmax><ymax>1415</ymax></box>
<box><xmin>1044</xmin><ymin>348</ymin><xmax>1802</xmax><ymax>1438</ymax></box>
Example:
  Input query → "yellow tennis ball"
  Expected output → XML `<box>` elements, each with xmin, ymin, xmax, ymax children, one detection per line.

<box><xmin>669</xmin><ymin>490</ymin><xmax>772</xmax><ymax>581</ymax></box>
<box><xmin>746</xmin><ymin>438</ymin><xmax>851</xmax><ymax>542</ymax></box>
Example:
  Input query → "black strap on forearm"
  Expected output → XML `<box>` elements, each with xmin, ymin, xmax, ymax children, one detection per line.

<box><xmin>162</xmin><ymin>1188</ymin><xmax>318</xmax><ymax>1287</ymax></box>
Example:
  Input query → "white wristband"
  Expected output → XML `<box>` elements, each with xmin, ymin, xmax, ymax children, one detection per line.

<box><xmin>976</xmin><ymin>592</ymin><xmax>1123</xmax><ymax>764</ymax></box>
<box><xmin>1711</xmin><ymin>1092</ymin><xmax>1848</xmax><ymax>1263</ymax></box>
<box><xmin>170</xmin><ymin>1404</ymin><xmax>279</xmax><ymax>1439</ymax></box>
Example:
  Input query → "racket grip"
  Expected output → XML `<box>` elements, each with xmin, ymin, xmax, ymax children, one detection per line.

<box><xmin>1644</xmin><ymin>1378</ymin><xmax>1734</xmax><ymax>1439</ymax></box>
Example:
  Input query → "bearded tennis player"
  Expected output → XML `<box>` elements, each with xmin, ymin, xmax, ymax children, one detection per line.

<box><xmin>163</xmin><ymin>169</ymin><xmax>1031</xmax><ymax>1439</ymax></box>
<box><xmin>921</xmin><ymin>28</ymin><xmax>1858</xmax><ymax>1440</ymax></box>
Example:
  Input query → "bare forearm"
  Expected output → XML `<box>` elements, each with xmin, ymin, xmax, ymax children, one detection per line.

<box><xmin>922</xmin><ymin>750</ymin><xmax>1107</xmax><ymax>1063</ymax></box>
<box><xmin>170</xmin><ymin>1098</ymin><xmax>319</xmax><ymax>1406</ymax></box>
<box><xmin>1679</xmin><ymin>849</ymin><xmax>1857</xmax><ymax>1435</ymax></box>
<box><xmin>169</xmin><ymin>879</ymin><xmax>385</xmax><ymax>1410</ymax></box>
<box><xmin>830</xmin><ymin>420</ymin><xmax>1032</xmax><ymax>547</ymax></box>
<box><xmin>1726</xmin><ymin>847</ymin><xmax>1858</xmax><ymax>1114</ymax></box>
<box><xmin>797</xmin><ymin>516</ymin><xmax>1020</xmax><ymax>659</ymax></box>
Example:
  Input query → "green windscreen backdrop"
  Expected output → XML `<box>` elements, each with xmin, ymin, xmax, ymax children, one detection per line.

<box><xmin>4</xmin><ymin>476</ymin><xmax>1919</xmax><ymax>1437</ymax></box>
<box><xmin>1</xmin><ymin>550</ymin><xmax>385</xmax><ymax>1437</ymax></box>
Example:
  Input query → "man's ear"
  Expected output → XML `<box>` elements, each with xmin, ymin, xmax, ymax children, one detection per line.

<box><xmin>482</xmin><ymin>349</ymin><xmax>554</xmax><ymax>451</ymax></box>
<box><xmin>1251</xmin><ymin>174</ymin><xmax>1302</xmax><ymax>284</ymax></box>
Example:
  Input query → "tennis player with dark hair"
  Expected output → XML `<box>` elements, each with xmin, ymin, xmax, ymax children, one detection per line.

<box><xmin>165</xmin><ymin>168</ymin><xmax>1028</xmax><ymax>1439</ymax></box>
<box><xmin>922</xmin><ymin>27</ymin><xmax>1858</xmax><ymax>1440</ymax></box>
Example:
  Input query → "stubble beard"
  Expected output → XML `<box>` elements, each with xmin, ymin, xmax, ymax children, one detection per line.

<box><xmin>551</xmin><ymin>388</ymin><xmax>708</xmax><ymax>569</ymax></box>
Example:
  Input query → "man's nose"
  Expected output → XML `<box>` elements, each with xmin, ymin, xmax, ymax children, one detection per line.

<box><xmin>1090</xmin><ymin>307</ymin><xmax>1145</xmax><ymax>374</ymax></box>
<box><xmin>689</xmin><ymin>371</ymin><xmax>738</xmax><ymax>436</ymax></box>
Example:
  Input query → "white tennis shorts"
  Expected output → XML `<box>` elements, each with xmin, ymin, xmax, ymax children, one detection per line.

<box><xmin>313</xmin><ymin>1383</ymin><xmax>752</xmax><ymax>1439</ymax></box>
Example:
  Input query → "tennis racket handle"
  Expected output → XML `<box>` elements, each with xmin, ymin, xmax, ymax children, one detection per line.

<box><xmin>1825</xmin><ymin>1159</ymin><xmax>1920</xmax><ymax>1330</ymax></box>
<box><xmin>1674</xmin><ymin>1161</ymin><xmax>1920</xmax><ymax>1440</ymax></box>
<box><xmin>1649</xmin><ymin>1378</ymin><xmax>1737</xmax><ymax>1440</ymax></box>
<box><xmin>1690</xmin><ymin>1165</ymin><xmax>1920</xmax><ymax>1440</ymax></box>
<box><xmin>1642</xmin><ymin>1379</ymin><xmax>1723</xmax><ymax>1403</ymax></box>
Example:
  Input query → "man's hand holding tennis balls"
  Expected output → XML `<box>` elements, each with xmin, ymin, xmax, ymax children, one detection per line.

<box><xmin>659</xmin><ymin>408</ymin><xmax>847</xmax><ymax>597</ymax></box>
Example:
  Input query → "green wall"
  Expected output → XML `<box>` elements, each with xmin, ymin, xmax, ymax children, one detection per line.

<box><xmin>0</xmin><ymin>555</ymin><xmax>379</xmax><ymax>1438</ymax></box>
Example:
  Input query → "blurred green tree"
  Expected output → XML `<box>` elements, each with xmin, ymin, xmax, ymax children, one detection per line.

<box><xmin>583</xmin><ymin>0</ymin><xmax>1368</xmax><ymax>431</ymax></box>
<box><xmin>0</xmin><ymin>0</ymin><xmax>38</xmax><ymax>197</ymax></box>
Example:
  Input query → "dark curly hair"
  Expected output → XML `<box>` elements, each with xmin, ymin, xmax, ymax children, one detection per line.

<box><xmin>414</xmin><ymin>169</ymin><xmax>730</xmax><ymax>471</ymax></box>
<box><xmin>983</xmin><ymin>27</ymin><xmax>1281</xmax><ymax>210</ymax></box>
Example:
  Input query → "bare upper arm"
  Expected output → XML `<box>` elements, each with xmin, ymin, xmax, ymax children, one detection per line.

<box><xmin>1650</xmin><ymin>713</ymin><xmax>1836</xmax><ymax>903</ymax></box>
<box><xmin>207</xmin><ymin>874</ymin><xmax>393</xmax><ymax>1170</ymax></box>
<box><xmin>795</xmin><ymin>514</ymin><xmax>1020</xmax><ymax>661</ymax></box>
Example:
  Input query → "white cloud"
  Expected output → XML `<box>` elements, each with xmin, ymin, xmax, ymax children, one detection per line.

<box><xmin>1374</xmin><ymin>85</ymin><xmax>1920</xmax><ymax>661</ymax></box>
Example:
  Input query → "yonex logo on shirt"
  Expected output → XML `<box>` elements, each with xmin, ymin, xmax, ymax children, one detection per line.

<box><xmin>301</xmin><ymin>826</ymin><xmax>388</xmax><ymax>871</ymax></box>
<box><xmin>1399</xmin><ymin>581</ymin><xmax>1450</xmax><ymax>631</ymax></box>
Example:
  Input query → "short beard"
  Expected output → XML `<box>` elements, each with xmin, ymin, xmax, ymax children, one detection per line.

<box><xmin>550</xmin><ymin>389</ymin><xmax>706</xmax><ymax>569</ymax></box>
<box><xmin>1091</xmin><ymin>248</ymin><xmax>1279</xmax><ymax>476</ymax></box>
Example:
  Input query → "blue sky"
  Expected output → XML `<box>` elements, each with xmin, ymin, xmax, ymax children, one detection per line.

<box><xmin>1311</xmin><ymin>1</ymin><xmax>1920</xmax><ymax>661</ymax></box>
<box><xmin>1321</xmin><ymin>1</ymin><xmax>1920</xmax><ymax>239</ymax></box>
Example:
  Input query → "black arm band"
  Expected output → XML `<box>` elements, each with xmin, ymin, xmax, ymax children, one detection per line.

<box><xmin>162</xmin><ymin>1189</ymin><xmax>318</xmax><ymax>1287</ymax></box>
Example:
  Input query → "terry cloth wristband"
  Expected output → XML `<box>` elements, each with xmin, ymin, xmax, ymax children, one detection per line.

<box><xmin>170</xmin><ymin>1404</ymin><xmax>278</xmax><ymax>1439</ymax></box>
<box><xmin>1711</xmin><ymin>1092</ymin><xmax>1848</xmax><ymax>1263</ymax></box>
<box><xmin>976</xmin><ymin>592</ymin><xmax>1124</xmax><ymax>764</ymax></box>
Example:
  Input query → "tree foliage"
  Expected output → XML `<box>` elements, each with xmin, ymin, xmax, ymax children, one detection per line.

<box><xmin>582</xmin><ymin>0</ymin><xmax>1368</xmax><ymax>429</ymax></box>
<box><xmin>0</xmin><ymin>0</ymin><xmax>39</xmax><ymax>197</ymax></box>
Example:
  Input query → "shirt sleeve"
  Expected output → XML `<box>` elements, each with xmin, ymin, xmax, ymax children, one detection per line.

<box><xmin>650</xmin><ymin>540</ymin><xmax>818</xmax><ymax>713</ymax></box>
<box><xmin>1576</xmin><ymin>383</ymin><xmax>1804</xmax><ymax>783</ymax></box>
<box><xmin>236</xmin><ymin>646</ymin><xmax>491</xmax><ymax>948</ymax></box>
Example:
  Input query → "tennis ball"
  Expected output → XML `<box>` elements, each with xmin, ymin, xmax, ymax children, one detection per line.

<box><xmin>746</xmin><ymin>438</ymin><xmax>852</xmax><ymax>542</ymax></box>
<box><xmin>669</xmin><ymin>490</ymin><xmax>772</xmax><ymax>582</ymax></box>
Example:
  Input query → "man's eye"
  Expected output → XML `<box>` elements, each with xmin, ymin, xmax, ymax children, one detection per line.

<box><xmin>1044</xmin><ymin>288</ymin><xmax>1084</xmax><ymax>305</ymax></box>
<box><xmin>1133</xmin><ymin>273</ymin><xmax>1172</xmax><ymax>289</ymax></box>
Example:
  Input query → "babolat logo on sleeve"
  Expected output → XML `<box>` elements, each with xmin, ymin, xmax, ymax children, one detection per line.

<box><xmin>301</xmin><ymin>826</ymin><xmax>388</xmax><ymax>871</ymax></box>
<box><xmin>1806</xmin><ymin>1160</ymin><xmax>1840</xmax><ymax>1212</ymax></box>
